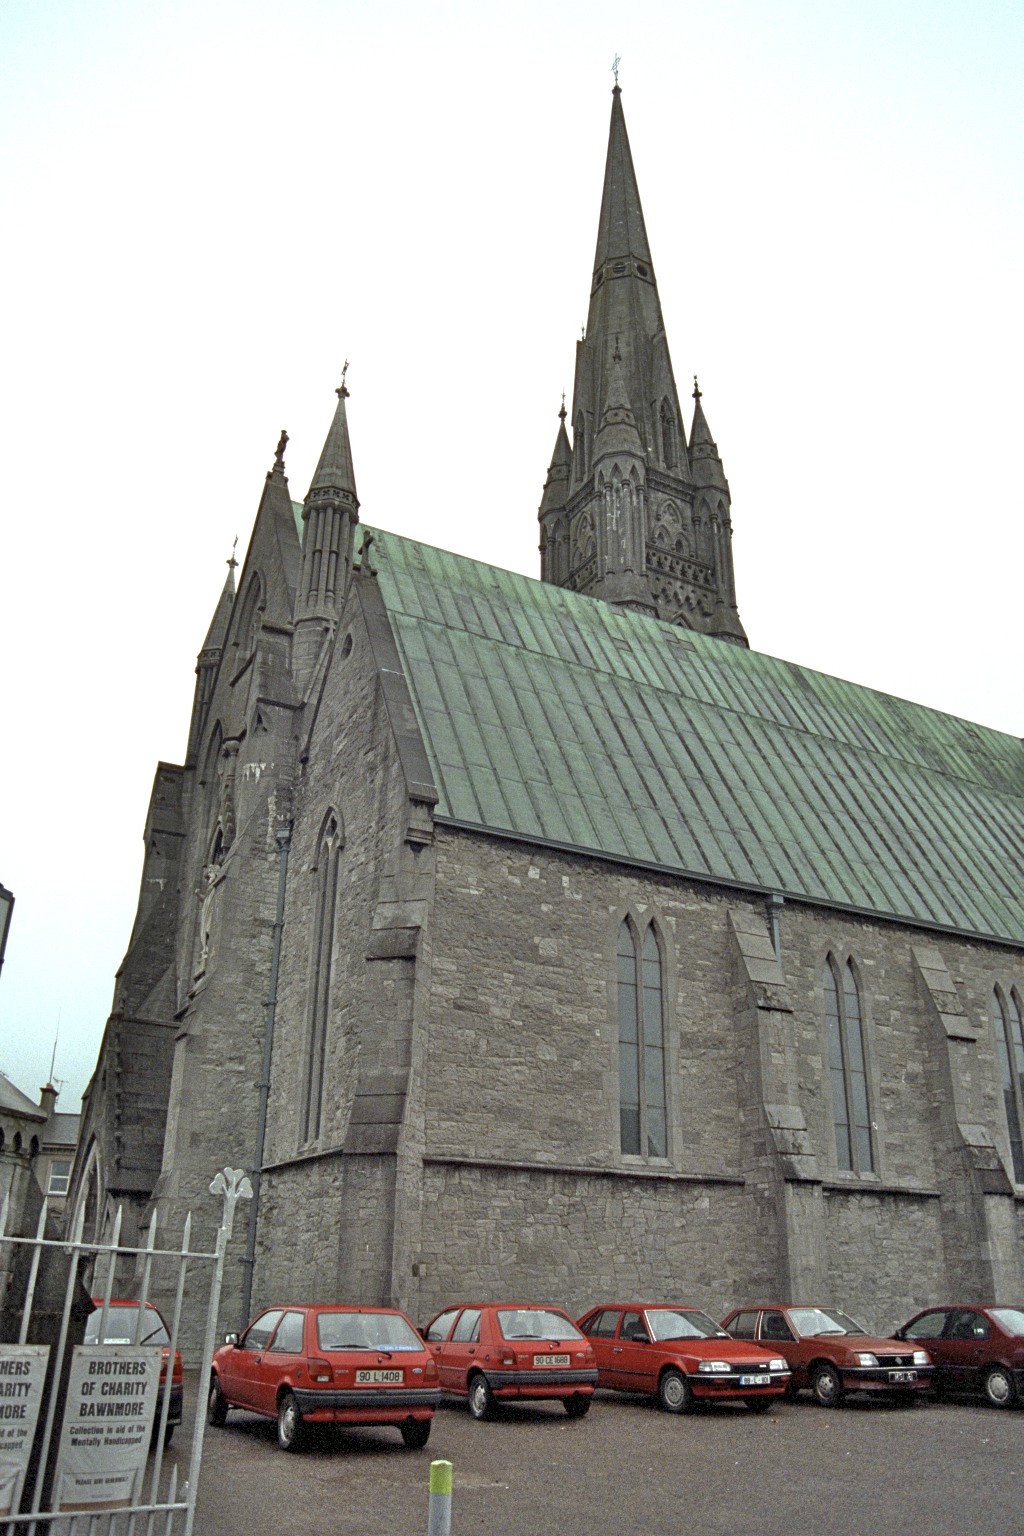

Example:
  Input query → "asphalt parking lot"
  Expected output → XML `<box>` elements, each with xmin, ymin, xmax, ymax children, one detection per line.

<box><xmin>172</xmin><ymin>1374</ymin><xmax>1024</xmax><ymax>1536</ymax></box>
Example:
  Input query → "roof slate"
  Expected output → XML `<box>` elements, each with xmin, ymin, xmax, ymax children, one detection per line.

<box><xmin>367</xmin><ymin>528</ymin><xmax>1023</xmax><ymax>947</ymax></box>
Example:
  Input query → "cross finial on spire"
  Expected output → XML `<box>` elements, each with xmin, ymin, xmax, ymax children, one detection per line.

<box><xmin>337</xmin><ymin>359</ymin><xmax>350</xmax><ymax>399</ymax></box>
<box><xmin>274</xmin><ymin>429</ymin><xmax>288</xmax><ymax>468</ymax></box>
<box><xmin>559</xmin><ymin>390</ymin><xmax>567</xmax><ymax>422</ymax></box>
<box><xmin>693</xmin><ymin>374</ymin><xmax>702</xmax><ymax>400</ymax></box>
<box><xmin>612</xmin><ymin>54</ymin><xmax>621</xmax><ymax>88</ymax></box>
<box><xmin>228</xmin><ymin>536</ymin><xmax>238</xmax><ymax>572</ymax></box>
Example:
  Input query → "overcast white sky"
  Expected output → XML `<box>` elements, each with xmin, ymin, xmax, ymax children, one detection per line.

<box><xmin>1</xmin><ymin>0</ymin><xmax>1021</xmax><ymax>1113</ymax></box>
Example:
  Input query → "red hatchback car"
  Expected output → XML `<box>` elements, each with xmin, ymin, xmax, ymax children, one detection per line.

<box><xmin>894</xmin><ymin>1305</ymin><xmax>1024</xmax><ymax>1408</ymax></box>
<box><xmin>578</xmin><ymin>1304</ymin><xmax>790</xmax><ymax>1413</ymax></box>
<box><xmin>721</xmin><ymin>1304</ymin><xmax>933</xmax><ymax>1407</ymax></box>
<box><xmin>85</xmin><ymin>1298</ymin><xmax>183</xmax><ymax>1446</ymax></box>
<box><xmin>208</xmin><ymin>1304</ymin><xmax>441</xmax><ymax>1450</ymax></box>
<box><xmin>422</xmin><ymin>1304</ymin><xmax>598</xmax><ymax>1419</ymax></box>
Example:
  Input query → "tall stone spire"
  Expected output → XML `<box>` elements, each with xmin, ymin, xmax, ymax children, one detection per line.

<box><xmin>292</xmin><ymin>369</ymin><xmax>361</xmax><ymax>692</ymax></box>
<box><xmin>186</xmin><ymin>550</ymin><xmax>236</xmax><ymax>764</ymax></box>
<box><xmin>538</xmin><ymin>400</ymin><xmax>572</xmax><ymax>584</ymax></box>
<box><xmin>541</xmin><ymin>86</ymin><xmax>747</xmax><ymax>645</ymax></box>
<box><xmin>296</xmin><ymin>367</ymin><xmax>360</xmax><ymax>624</ymax></box>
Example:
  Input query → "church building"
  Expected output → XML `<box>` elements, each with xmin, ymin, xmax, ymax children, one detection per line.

<box><xmin>70</xmin><ymin>87</ymin><xmax>1024</xmax><ymax>1359</ymax></box>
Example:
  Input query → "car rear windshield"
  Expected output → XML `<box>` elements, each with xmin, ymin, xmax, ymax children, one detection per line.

<box><xmin>990</xmin><ymin>1308</ymin><xmax>1024</xmax><ymax>1335</ymax></box>
<box><xmin>84</xmin><ymin>1305</ymin><xmax>170</xmax><ymax>1346</ymax></box>
<box><xmin>316</xmin><ymin>1312</ymin><xmax>423</xmax><ymax>1352</ymax></box>
<box><xmin>497</xmin><ymin>1309</ymin><xmax>584</xmax><ymax>1342</ymax></box>
<box><xmin>787</xmin><ymin>1308</ymin><xmax>864</xmax><ymax>1338</ymax></box>
<box><xmin>646</xmin><ymin>1309</ymin><xmax>727</xmax><ymax>1341</ymax></box>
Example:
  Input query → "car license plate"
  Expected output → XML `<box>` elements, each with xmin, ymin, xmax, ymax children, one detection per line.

<box><xmin>739</xmin><ymin>1374</ymin><xmax>767</xmax><ymax>1386</ymax></box>
<box><xmin>888</xmin><ymin>1370</ymin><xmax>916</xmax><ymax>1384</ymax></box>
<box><xmin>535</xmin><ymin>1354</ymin><xmax>570</xmax><ymax>1367</ymax></box>
<box><xmin>355</xmin><ymin>1369</ymin><xmax>403</xmax><ymax>1384</ymax></box>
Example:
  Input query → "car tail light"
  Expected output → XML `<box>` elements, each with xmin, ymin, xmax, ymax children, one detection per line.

<box><xmin>423</xmin><ymin>1356</ymin><xmax>438</xmax><ymax>1381</ymax></box>
<box><xmin>501</xmin><ymin>1354</ymin><xmax>516</xmax><ymax>1367</ymax></box>
<box><xmin>307</xmin><ymin>1357</ymin><xmax>333</xmax><ymax>1383</ymax></box>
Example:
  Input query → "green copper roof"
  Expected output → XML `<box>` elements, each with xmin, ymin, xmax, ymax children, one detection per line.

<box><xmin>369</xmin><ymin>528</ymin><xmax>1023</xmax><ymax>947</ymax></box>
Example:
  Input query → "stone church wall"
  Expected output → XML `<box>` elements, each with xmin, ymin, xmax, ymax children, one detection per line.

<box><xmin>416</xmin><ymin>826</ymin><xmax>1023</xmax><ymax>1327</ymax></box>
<box><xmin>255</xmin><ymin>588</ymin><xmax>427</xmax><ymax>1316</ymax></box>
<box><xmin>415</xmin><ymin>1162</ymin><xmax>760</xmax><ymax>1326</ymax></box>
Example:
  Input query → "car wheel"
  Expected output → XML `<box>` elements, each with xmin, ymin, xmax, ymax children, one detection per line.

<box><xmin>983</xmin><ymin>1366</ymin><xmax>1016</xmax><ymax>1409</ymax></box>
<box><xmin>277</xmin><ymin>1392</ymin><xmax>305</xmax><ymax>1450</ymax></box>
<box><xmin>400</xmin><ymin>1419</ymin><xmax>432</xmax><ymax>1449</ymax></box>
<box><xmin>743</xmin><ymin>1397</ymin><xmax>773</xmax><ymax>1414</ymax></box>
<box><xmin>467</xmin><ymin>1373</ymin><xmax>495</xmax><ymax>1421</ymax></box>
<box><xmin>812</xmin><ymin>1363</ymin><xmax>844</xmax><ymax>1408</ymax></box>
<box><xmin>563</xmin><ymin>1393</ymin><xmax>591</xmax><ymax>1419</ymax></box>
<box><xmin>207</xmin><ymin>1376</ymin><xmax>228</xmax><ymax>1427</ymax></box>
<box><xmin>658</xmin><ymin>1369</ymin><xmax>691</xmax><ymax>1414</ymax></box>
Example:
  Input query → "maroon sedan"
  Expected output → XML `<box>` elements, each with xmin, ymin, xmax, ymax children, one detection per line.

<box><xmin>721</xmin><ymin>1304</ymin><xmax>932</xmax><ymax>1407</ymax></box>
<box><xmin>895</xmin><ymin>1305</ymin><xmax>1024</xmax><ymax>1408</ymax></box>
<box><xmin>578</xmin><ymin>1303</ymin><xmax>790</xmax><ymax>1413</ymax></box>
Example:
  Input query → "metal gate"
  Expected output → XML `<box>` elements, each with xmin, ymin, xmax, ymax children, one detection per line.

<box><xmin>0</xmin><ymin>1165</ymin><xmax>251</xmax><ymax>1534</ymax></box>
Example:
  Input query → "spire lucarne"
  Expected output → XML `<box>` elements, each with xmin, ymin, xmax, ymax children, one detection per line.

<box><xmin>539</xmin><ymin>86</ymin><xmax>747</xmax><ymax>646</ymax></box>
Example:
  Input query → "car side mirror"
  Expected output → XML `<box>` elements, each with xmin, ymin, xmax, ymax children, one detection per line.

<box><xmin>892</xmin><ymin>1327</ymin><xmax>906</xmax><ymax>1340</ymax></box>
<box><xmin>224</xmin><ymin>1331</ymin><xmax>239</xmax><ymax>1347</ymax></box>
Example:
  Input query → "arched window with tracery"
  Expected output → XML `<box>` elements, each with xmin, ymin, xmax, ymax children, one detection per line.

<box><xmin>823</xmin><ymin>957</ymin><xmax>873</xmax><ymax>1173</ymax></box>
<box><xmin>301</xmin><ymin>812</ymin><xmax>344</xmax><ymax>1144</ymax></box>
<box><xmin>991</xmin><ymin>988</ymin><xmax>1024</xmax><ymax>1182</ymax></box>
<box><xmin>617</xmin><ymin>920</ymin><xmax>667</xmax><ymax>1159</ymax></box>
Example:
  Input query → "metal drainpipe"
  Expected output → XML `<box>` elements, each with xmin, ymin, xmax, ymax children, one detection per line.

<box><xmin>239</xmin><ymin>818</ymin><xmax>292</xmax><ymax>1327</ymax></box>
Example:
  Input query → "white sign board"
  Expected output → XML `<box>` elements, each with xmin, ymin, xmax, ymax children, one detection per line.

<box><xmin>0</xmin><ymin>1344</ymin><xmax>49</xmax><ymax>1517</ymax></box>
<box><xmin>55</xmin><ymin>1346</ymin><xmax>161</xmax><ymax>1511</ymax></box>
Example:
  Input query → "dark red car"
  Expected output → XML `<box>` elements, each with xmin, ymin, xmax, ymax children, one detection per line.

<box><xmin>894</xmin><ymin>1305</ymin><xmax>1024</xmax><ymax>1408</ymax></box>
<box><xmin>422</xmin><ymin>1303</ymin><xmax>597</xmax><ymax>1419</ymax></box>
<box><xmin>208</xmin><ymin>1304</ymin><xmax>441</xmax><ymax>1450</ymax></box>
<box><xmin>85</xmin><ymin>1298</ymin><xmax>183</xmax><ymax>1446</ymax></box>
<box><xmin>721</xmin><ymin>1304</ymin><xmax>933</xmax><ymax>1407</ymax></box>
<box><xmin>577</xmin><ymin>1303</ymin><xmax>790</xmax><ymax>1413</ymax></box>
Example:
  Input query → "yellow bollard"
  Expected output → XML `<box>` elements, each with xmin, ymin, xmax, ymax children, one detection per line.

<box><xmin>427</xmin><ymin>1458</ymin><xmax>453</xmax><ymax>1536</ymax></box>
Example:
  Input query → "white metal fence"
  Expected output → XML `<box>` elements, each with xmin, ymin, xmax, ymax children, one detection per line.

<box><xmin>0</xmin><ymin>1166</ymin><xmax>251</xmax><ymax>1535</ymax></box>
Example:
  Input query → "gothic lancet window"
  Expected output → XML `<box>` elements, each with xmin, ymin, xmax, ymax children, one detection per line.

<box><xmin>991</xmin><ymin>988</ymin><xmax>1024</xmax><ymax>1182</ymax></box>
<box><xmin>823</xmin><ymin>957</ymin><xmax>874</xmax><ymax>1173</ymax></box>
<box><xmin>301</xmin><ymin>813</ymin><xmax>343</xmax><ymax>1144</ymax></box>
<box><xmin>617</xmin><ymin>920</ymin><xmax>667</xmax><ymax>1159</ymax></box>
<box><xmin>660</xmin><ymin>400</ymin><xmax>678</xmax><ymax>469</ymax></box>
<box><xmin>575</xmin><ymin>413</ymin><xmax>587</xmax><ymax>479</ymax></box>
